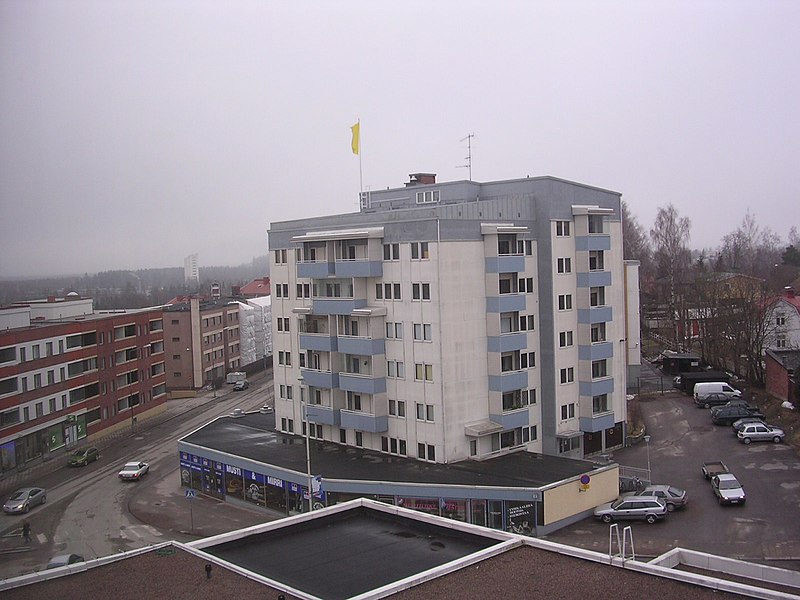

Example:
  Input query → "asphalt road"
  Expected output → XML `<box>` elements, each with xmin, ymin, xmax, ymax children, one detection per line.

<box><xmin>0</xmin><ymin>374</ymin><xmax>273</xmax><ymax>580</ymax></box>
<box><xmin>545</xmin><ymin>389</ymin><xmax>800</xmax><ymax>568</ymax></box>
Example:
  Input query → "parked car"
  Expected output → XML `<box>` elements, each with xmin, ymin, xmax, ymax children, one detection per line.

<box><xmin>737</xmin><ymin>423</ymin><xmax>785</xmax><ymax>444</ymax></box>
<box><xmin>46</xmin><ymin>554</ymin><xmax>84</xmax><ymax>569</ymax></box>
<box><xmin>694</xmin><ymin>392</ymin><xmax>736</xmax><ymax>409</ymax></box>
<box><xmin>634</xmin><ymin>485</ymin><xmax>688</xmax><ymax>511</ymax></box>
<box><xmin>118</xmin><ymin>461</ymin><xmax>149</xmax><ymax>481</ymax></box>
<box><xmin>3</xmin><ymin>487</ymin><xmax>47</xmax><ymax>514</ymax></box>
<box><xmin>593</xmin><ymin>496</ymin><xmax>667</xmax><ymax>524</ymax></box>
<box><xmin>731</xmin><ymin>417</ymin><xmax>768</xmax><ymax>436</ymax></box>
<box><xmin>711</xmin><ymin>473</ymin><xmax>746</xmax><ymax>505</ymax></box>
<box><xmin>710</xmin><ymin>404</ymin><xmax>764</xmax><ymax>426</ymax></box>
<box><xmin>233</xmin><ymin>380</ymin><xmax>249</xmax><ymax>391</ymax></box>
<box><xmin>68</xmin><ymin>447</ymin><xmax>99</xmax><ymax>467</ymax></box>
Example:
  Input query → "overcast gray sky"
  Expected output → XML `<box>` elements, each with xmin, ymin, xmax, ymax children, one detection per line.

<box><xmin>1</xmin><ymin>0</ymin><xmax>798</xmax><ymax>277</ymax></box>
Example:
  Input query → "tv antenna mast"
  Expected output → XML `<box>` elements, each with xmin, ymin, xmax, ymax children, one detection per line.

<box><xmin>457</xmin><ymin>133</ymin><xmax>475</xmax><ymax>180</ymax></box>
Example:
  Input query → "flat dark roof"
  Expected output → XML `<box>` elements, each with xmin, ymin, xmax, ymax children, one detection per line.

<box><xmin>204</xmin><ymin>506</ymin><xmax>500</xmax><ymax>600</ymax></box>
<box><xmin>180</xmin><ymin>412</ymin><xmax>601</xmax><ymax>489</ymax></box>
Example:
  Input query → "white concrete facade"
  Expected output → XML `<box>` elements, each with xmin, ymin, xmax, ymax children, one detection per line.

<box><xmin>267</xmin><ymin>175</ymin><xmax>636</xmax><ymax>462</ymax></box>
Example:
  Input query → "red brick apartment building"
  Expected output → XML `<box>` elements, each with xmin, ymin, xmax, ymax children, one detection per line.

<box><xmin>0</xmin><ymin>296</ymin><xmax>166</xmax><ymax>474</ymax></box>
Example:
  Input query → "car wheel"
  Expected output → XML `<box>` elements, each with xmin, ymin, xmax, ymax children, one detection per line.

<box><xmin>773</xmin><ymin>436</ymin><xmax>782</xmax><ymax>444</ymax></box>
<box><xmin>23</xmin><ymin>504</ymin><xmax>29</xmax><ymax>513</ymax></box>
<box><xmin>718</xmin><ymin>497</ymin><xmax>724</xmax><ymax>505</ymax></box>
<box><xmin>41</xmin><ymin>495</ymin><xmax>46</xmax><ymax>505</ymax></box>
<box><xmin>601</xmin><ymin>514</ymin><xmax>612</xmax><ymax>523</ymax></box>
<box><xmin>646</xmin><ymin>514</ymin><xmax>657</xmax><ymax>524</ymax></box>
<box><xmin>704</xmin><ymin>402</ymin><xmax>710</xmax><ymax>409</ymax></box>
<box><xmin>667</xmin><ymin>503</ymin><xmax>675</xmax><ymax>512</ymax></box>
<box><xmin>743</xmin><ymin>437</ymin><xmax>751</xmax><ymax>444</ymax></box>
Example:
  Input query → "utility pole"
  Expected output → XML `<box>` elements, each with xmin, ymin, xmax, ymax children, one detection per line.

<box><xmin>457</xmin><ymin>133</ymin><xmax>475</xmax><ymax>181</ymax></box>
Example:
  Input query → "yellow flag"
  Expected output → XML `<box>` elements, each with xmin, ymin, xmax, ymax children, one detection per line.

<box><xmin>350</xmin><ymin>122</ymin><xmax>360</xmax><ymax>155</ymax></box>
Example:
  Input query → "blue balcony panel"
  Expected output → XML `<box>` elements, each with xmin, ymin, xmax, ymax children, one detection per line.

<box><xmin>340</xmin><ymin>410</ymin><xmax>388</xmax><ymax>433</ymax></box>
<box><xmin>579</xmin><ymin>377</ymin><xmax>615</xmax><ymax>398</ymax></box>
<box><xmin>486</xmin><ymin>294</ymin><xmax>527</xmax><ymax>314</ymax></box>
<box><xmin>334</xmin><ymin>260</ymin><xmax>383</xmax><ymax>278</ymax></box>
<box><xmin>297</xmin><ymin>262</ymin><xmax>334</xmax><ymax>279</ymax></box>
<box><xmin>489</xmin><ymin>408</ymin><xmax>531</xmax><ymax>430</ymax></box>
<box><xmin>299</xmin><ymin>333</ymin><xmax>337</xmax><ymax>352</ymax></box>
<box><xmin>338</xmin><ymin>372</ymin><xmax>387</xmax><ymax>395</ymax></box>
<box><xmin>488</xmin><ymin>370</ymin><xmax>529</xmax><ymax>393</ymax></box>
<box><xmin>485</xmin><ymin>255</ymin><xmax>526</xmax><ymax>274</ymax></box>
<box><xmin>487</xmin><ymin>332</ymin><xmax>528</xmax><ymax>353</ymax></box>
<box><xmin>578</xmin><ymin>306</ymin><xmax>613</xmax><ymax>324</ymax></box>
<box><xmin>337</xmin><ymin>336</ymin><xmax>385</xmax><ymax>356</ymax></box>
<box><xmin>299</xmin><ymin>368</ymin><xmax>339</xmax><ymax>389</ymax></box>
<box><xmin>578</xmin><ymin>341</ymin><xmax>614</xmax><ymax>361</ymax></box>
<box><xmin>575</xmin><ymin>235</ymin><xmax>611</xmax><ymax>252</ymax></box>
<box><xmin>304</xmin><ymin>404</ymin><xmax>341</xmax><ymax>426</ymax></box>
<box><xmin>312</xmin><ymin>298</ymin><xmax>368</xmax><ymax>316</ymax></box>
<box><xmin>579</xmin><ymin>411</ymin><xmax>616</xmax><ymax>433</ymax></box>
<box><xmin>576</xmin><ymin>271</ymin><xmax>613</xmax><ymax>288</ymax></box>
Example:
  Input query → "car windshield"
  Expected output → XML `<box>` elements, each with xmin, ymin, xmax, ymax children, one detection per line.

<box><xmin>719</xmin><ymin>480</ymin><xmax>741</xmax><ymax>490</ymax></box>
<box><xmin>73</xmin><ymin>450</ymin><xmax>86</xmax><ymax>457</ymax></box>
<box><xmin>610</xmin><ymin>499</ymin><xmax>625</xmax><ymax>509</ymax></box>
<box><xmin>668</xmin><ymin>487</ymin><xmax>682</xmax><ymax>496</ymax></box>
<box><xmin>8</xmin><ymin>491</ymin><xmax>26</xmax><ymax>500</ymax></box>
<box><xmin>123</xmin><ymin>463</ymin><xmax>139</xmax><ymax>469</ymax></box>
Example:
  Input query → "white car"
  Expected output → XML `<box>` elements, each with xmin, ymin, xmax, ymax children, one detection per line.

<box><xmin>118</xmin><ymin>461</ymin><xmax>149</xmax><ymax>481</ymax></box>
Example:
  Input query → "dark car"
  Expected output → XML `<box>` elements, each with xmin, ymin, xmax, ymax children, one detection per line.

<box><xmin>694</xmin><ymin>392</ymin><xmax>734</xmax><ymax>409</ymax></box>
<box><xmin>68</xmin><ymin>447</ymin><xmax>99</xmax><ymax>467</ymax></box>
<box><xmin>233</xmin><ymin>380</ymin><xmax>249</xmax><ymax>391</ymax></box>
<box><xmin>711</xmin><ymin>404</ymin><xmax>765</xmax><ymax>426</ymax></box>
<box><xmin>46</xmin><ymin>554</ymin><xmax>84</xmax><ymax>569</ymax></box>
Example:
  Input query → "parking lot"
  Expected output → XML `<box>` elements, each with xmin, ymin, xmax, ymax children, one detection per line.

<box><xmin>545</xmin><ymin>390</ymin><xmax>800</xmax><ymax>567</ymax></box>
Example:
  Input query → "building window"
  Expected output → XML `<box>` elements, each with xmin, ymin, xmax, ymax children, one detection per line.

<box><xmin>387</xmin><ymin>360</ymin><xmax>405</xmax><ymax>379</ymax></box>
<box><xmin>415</xmin><ymin>190</ymin><xmax>440</xmax><ymax>204</ymax></box>
<box><xmin>560</xmin><ymin>403</ymin><xmax>576</xmax><ymax>420</ymax></box>
<box><xmin>592</xmin><ymin>359</ymin><xmax>608</xmax><ymax>379</ymax></box>
<box><xmin>559</xmin><ymin>331</ymin><xmax>574</xmax><ymax>347</ymax></box>
<box><xmin>278</xmin><ymin>351</ymin><xmax>291</xmax><ymax>366</ymax></box>
<box><xmin>557</xmin><ymin>258</ymin><xmax>572</xmax><ymax>273</ymax></box>
<box><xmin>518</xmin><ymin>277</ymin><xmax>534</xmax><ymax>293</ymax></box>
<box><xmin>593</xmin><ymin>394</ymin><xmax>609</xmax><ymax>413</ymax></box>
<box><xmin>415</xmin><ymin>363</ymin><xmax>433</xmax><ymax>382</ymax></box>
<box><xmin>34</xmin><ymin>374</ymin><xmax>42</xmax><ymax>389</ymax></box>
<box><xmin>556</xmin><ymin>221</ymin><xmax>571</xmax><ymax>237</ymax></box>
<box><xmin>275</xmin><ymin>249</ymin><xmax>287</xmax><ymax>264</ymax></box>
<box><xmin>297</xmin><ymin>283</ymin><xmax>311</xmax><ymax>298</ymax></box>
<box><xmin>410</xmin><ymin>242</ymin><xmax>429</xmax><ymax>260</ymax></box>
<box><xmin>776</xmin><ymin>314</ymin><xmax>786</xmax><ymax>326</ymax></box>
<box><xmin>560</xmin><ymin>367</ymin><xmax>574</xmax><ymax>384</ymax></box>
<box><xmin>588</xmin><ymin>214</ymin><xmax>604</xmax><ymax>234</ymax></box>
<box><xmin>383</xmin><ymin>243</ymin><xmax>400</xmax><ymax>261</ymax></box>
<box><xmin>385</xmin><ymin>322</ymin><xmax>403</xmax><ymax>339</ymax></box>
<box><xmin>591</xmin><ymin>322</ymin><xmax>607</xmax><ymax>343</ymax></box>
<box><xmin>558</xmin><ymin>294</ymin><xmax>573</xmax><ymax>311</ymax></box>
<box><xmin>519</xmin><ymin>315</ymin><xmax>535</xmax><ymax>331</ymax></box>
<box><xmin>277</xmin><ymin>317</ymin><xmax>290</xmax><ymax>332</ymax></box>
<box><xmin>413</xmin><ymin>323</ymin><xmax>432</xmax><ymax>341</ymax></box>
<box><xmin>520</xmin><ymin>352</ymin><xmax>535</xmax><ymax>368</ymax></box>
<box><xmin>377</xmin><ymin>282</ymin><xmax>402</xmax><ymax>300</ymax></box>
<box><xmin>589</xmin><ymin>250</ymin><xmax>605</xmax><ymax>271</ymax></box>
<box><xmin>559</xmin><ymin>437</ymin><xmax>579</xmax><ymax>453</ymax></box>
<box><xmin>590</xmin><ymin>286</ymin><xmax>606</xmax><ymax>307</ymax></box>
<box><xmin>412</xmin><ymin>282</ymin><xmax>431</xmax><ymax>301</ymax></box>
<box><xmin>416</xmin><ymin>403</ymin><xmax>435</xmax><ymax>422</ymax></box>
<box><xmin>346</xmin><ymin>392</ymin><xmax>362</xmax><ymax>411</ymax></box>
<box><xmin>355</xmin><ymin>431</ymin><xmax>363</xmax><ymax>447</ymax></box>
<box><xmin>339</xmin><ymin>429</ymin><xmax>347</xmax><ymax>444</ymax></box>
<box><xmin>776</xmin><ymin>334</ymin><xmax>787</xmax><ymax>348</ymax></box>
<box><xmin>275</xmin><ymin>283</ymin><xmax>289</xmax><ymax>298</ymax></box>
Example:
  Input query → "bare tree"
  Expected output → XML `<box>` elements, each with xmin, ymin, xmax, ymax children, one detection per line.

<box><xmin>650</xmin><ymin>204</ymin><xmax>692</xmax><ymax>350</ymax></box>
<box><xmin>621</xmin><ymin>200</ymin><xmax>651</xmax><ymax>267</ymax></box>
<box><xmin>718</xmin><ymin>211</ymin><xmax>783</xmax><ymax>282</ymax></box>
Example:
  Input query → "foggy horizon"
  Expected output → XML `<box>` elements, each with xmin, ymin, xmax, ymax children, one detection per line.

<box><xmin>2</xmin><ymin>1</ymin><xmax>798</xmax><ymax>278</ymax></box>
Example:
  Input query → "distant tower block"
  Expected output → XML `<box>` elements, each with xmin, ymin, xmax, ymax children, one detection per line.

<box><xmin>184</xmin><ymin>253</ymin><xmax>199</xmax><ymax>284</ymax></box>
<box><xmin>210</xmin><ymin>281</ymin><xmax>221</xmax><ymax>300</ymax></box>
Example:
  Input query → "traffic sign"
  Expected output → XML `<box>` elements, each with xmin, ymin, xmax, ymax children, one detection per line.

<box><xmin>185</xmin><ymin>489</ymin><xmax>196</xmax><ymax>499</ymax></box>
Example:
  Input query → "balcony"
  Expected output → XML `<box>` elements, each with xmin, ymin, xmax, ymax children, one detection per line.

<box><xmin>299</xmin><ymin>333</ymin><xmax>338</xmax><ymax>353</ymax></box>
<box><xmin>578</xmin><ymin>341</ymin><xmax>614</xmax><ymax>361</ymax></box>
<box><xmin>304</xmin><ymin>404</ymin><xmax>341</xmax><ymax>426</ymax></box>
<box><xmin>577</xmin><ymin>271</ymin><xmax>612</xmax><ymax>288</ymax></box>
<box><xmin>579</xmin><ymin>411</ymin><xmax>616</xmax><ymax>433</ymax></box>
<box><xmin>312</xmin><ymin>298</ymin><xmax>368</xmax><ymax>316</ymax></box>
<box><xmin>489</xmin><ymin>408</ymin><xmax>530</xmax><ymax>430</ymax></box>
<box><xmin>337</xmin><ymin>336</ymin><xmax>385</xmax><ymax>356</ymax></box>
<box><xmin>575</xmin><ymin>234</ymin><xmax>611</xmax><ymax>251</ymax></box>
<box><xmin>340</xmin><ymin>409</ymin><xmax>388</xmax><ymax>433</ymax></box>
<box><xmin>486</xmin><ymin>294</ymin><xmax>526</xmax><ymax>314</ymax></box>
<box><xmin>334</xmin><ymin>259</ymin><xmax>382</xmax><ymax>278</ymax></box>
<box><xmin>297</xmin><ymin>261</ymin><xmax>334</xmax><ymax>279</ymax></box>
<box><xmin>299</xmin><ymin>368</ymin><xmax>339</xmax><ymax>389</ymax></box>
<box><xmin>579</xmin><ymin>377</ymin><xmax>614</xmax><ymax>398</ymax></box>
<box><xmin>485</xmin><ymin>255</ymin><xmax>525</xmax><ymax>274</ymax></box>
<box><xmin>488</xmin><ymin>370</ymin><xmax>529</xmax><ymax>393</ymax></box>
<box><xmin>578</xmin><ymin>306</ymin><xmax>613</xmax><ymax>324</ymax></box>
<box><xmin>338</xmin><ymin>372</ymin><xmax>387</xmax><ymax>395</ymax></box>
<box><xmin>487</xmin><ymin>332</ymin><xmax>528</xmax><ymax>353</ymax></box>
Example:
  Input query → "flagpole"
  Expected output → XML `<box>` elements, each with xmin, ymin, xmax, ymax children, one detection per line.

<box><xmin>358</xmin><ymin>118</ymin><xmax>363</xmax><ymax>194</ymax></box>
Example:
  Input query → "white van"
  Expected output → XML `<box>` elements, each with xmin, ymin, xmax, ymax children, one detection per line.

<box><xmin>226</xmin><ymin>372</ymin><xmax>247</xmax><ymax>385</ymax></box>
<box><xmin>693</xmin><ymin>382</ymin><xmax>741</xmax><ymax>402</ymax></box>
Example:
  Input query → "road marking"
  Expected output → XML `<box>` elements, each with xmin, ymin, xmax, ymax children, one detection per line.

<box><xmin>36</xmin><ymin>533</ymin><xmax>46</xmax><ymax>544</ymax></box>
<box><xmin>120</xmin><ymin>525</ymin><xmax>163</xmax><ymax>540</ymax></box>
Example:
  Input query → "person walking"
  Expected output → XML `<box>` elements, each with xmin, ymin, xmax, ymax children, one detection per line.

<box><xmin>22</xmin><ymin>520</ymin><xmax>31</xmax><ymax>544</ymax></box>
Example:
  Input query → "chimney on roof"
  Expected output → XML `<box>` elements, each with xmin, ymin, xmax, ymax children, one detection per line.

<box><xmin>785</xmin><ymin>286</ymin><xmax>796</xmax><ymax>298</ymax></box>
<box><xmin>406</xmin><ymin>173</ymin><xmax>436</xmax><ymax>187</ymax></box>
<box><xmin>47</xmin><ymin>296</ymin><xmax>56</xmax><ymax>303</ymax></box>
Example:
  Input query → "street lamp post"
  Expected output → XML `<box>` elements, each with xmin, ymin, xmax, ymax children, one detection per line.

<box><xmin>299</xmin><ymin>375</ymin><xmax>314</xmax><ymax>513</ymax></box>
<box><xmin>643</xmin><ymin>435</ymin><xmax>652</xmax><ymax>483</ymax></box>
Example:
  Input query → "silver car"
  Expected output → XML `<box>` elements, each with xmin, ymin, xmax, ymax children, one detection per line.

<box><xmin>634</xmin><ymin>485</ymin><xmax>688</xmax><ymax>511</ymax></box>
<box><xmin>737</xmin><ymin>423</ymin><xmax>785</xmax><ymax>444</ymax></box>
<box><xmin>3</xmin><ymin>487</ymin><xmax>47</xmax><ymax>514</ymax></box>
<box><xmin>594</xmin><ymin>495</ymin><xmax>667</xmax><ymax>524</ymax></box>
<box><xmin>118</xmin><ymin>461</ymin><xmax>150</xmax><ymax>480</ymax></box>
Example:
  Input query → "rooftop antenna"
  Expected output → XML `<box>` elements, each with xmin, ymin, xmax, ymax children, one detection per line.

<box><xmin>456</xmin><ymin>133</ymin><xmax>475</xmax><ymax>180</ymax></box>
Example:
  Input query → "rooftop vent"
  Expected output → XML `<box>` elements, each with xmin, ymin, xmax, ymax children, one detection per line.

<box><xmin>405</xmin><ymin>173</ymin><xmax>436</xmax><ymax>187</ymax></box>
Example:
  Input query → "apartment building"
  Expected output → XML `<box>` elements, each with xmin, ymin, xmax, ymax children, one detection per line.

<box><xmin>162</xmin><ymin>297</ymin><xmax>242</xmax><ymax>391</ymax></box>
<box><xmin>0</xmin><ymin>296</ymin><xmax>166</xmax><ymax>473</ymax></box>
<box><xmin>267</xmin><ymin>174</ymin><xmax>640</xmax><ymax>462</ymax></box>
